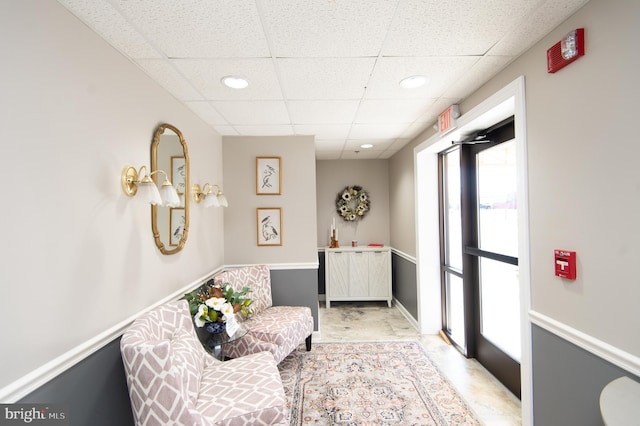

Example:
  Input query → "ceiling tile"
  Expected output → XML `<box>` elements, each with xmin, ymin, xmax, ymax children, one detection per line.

<box><xmin>487</xmin><ymin>0</ymin><xmax>592</xmax><ymax>56</ymax></box>
<box><xmin>278</xmin><ymin>58</ymin><xmax>376</xmax><ymax>100</ymax></box>
<box><xmin>344</xmin><ymin>139</ymin><xmax>396</xmax><ymax>151</ymax></box>
<box><xmin>57</xmin><ymin>0</ymin><xmax>161</xmax><ymax>58</ymax></box>
<box><xmin>366</xmin><ymin>56</ymin><xmax>480</xmax><ymax>99</ymax></box>
<box><xmin>185</xmin><ymin>101</ymin><xmax>228</xmax><ymax>126</ymax></box>
<box><xmin>399</xmin><ymin>121</ymin><xmax>432</xmax><ymax>140</ymax></box>
<box><xmin>287</xmin><ymin>100</ymin><xmax>360</xmax><ymax>124</ymax></box>
<box><xmin>389</xmin><ymin>138</ymin><xmax>415</xmax><ymax>151</ymax></box>
<box><xmin>355</xmin><ymin>99</ymin><xmax>436</xmax><ymax>124</ymax></box>
<box><xmin>441</xmin><ymin>57</ymin><xmax>513</xmax><ymax>99</ymax></box>
<box><xmin>315</xmin><ymin>151</ymin><xmax>342</xmax><ymax>160</ymax></box>
<box><xmin>349</xmin><ymin>123</ymin><xmax>408</xmax><ymax>140</ymax></box>
<box><xmin>382</xmin><ymin>0</ymin><xmax>536</xmax><ymax>56</ymax></box>
<box><xmin>294</xmin><ymin>125</ymin><xmax>352</xmax><ymax>140</ymax></box>
<box><xmin>233</xmin><ymin>125</ymin><xmax>295</xmax><ymax>136</ymax></box>
<box><xmin>259</xmin><ymin>0</ymin><xmax>397</xmax><ymax>57</ymax></box>
<box><xmin>315</xmin><ymin>140</ymin><xmax>347</xmax><ymax>151</ymax></box>
<box><xmin>378</xmin><ymin>150</ymin><xmax>399</xmax><ymax>159</ymax></box>
<box><xmin>341</xmin><ymin>150</ymin><xmax>383</xmax><ymax>160</ymax></box>
<box><xmin>213</xmin><ymin>101</ymin><xmax>290</xmax><ymax>125</ymax></box>
<box><xmin>213</xmin><ymin>125</ymin><xmax>239</xmax><ymax>136</ymax></box>
<box><xmin>59</xmin><ymin>0</ymin><xmax>591</xmax><ymax>159</ymax></box>
<box><xmin>172</xmin><ymin>58</ymin><xmax>283</xmax><ymax>100</ymax></box>
<box><xmin>113</xmin><ymin>0</ymin><xmax>269</xmax><ymax>58</ymax></box>
<box><xmin>137</xmin><ymin>59</ymin><xmax>203</xmax><ymax>100</ymax></box>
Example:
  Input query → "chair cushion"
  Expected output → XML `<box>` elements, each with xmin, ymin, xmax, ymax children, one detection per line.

<box><xmin>223</xmin><ymin>306</ymin><xmax>313</xmax><ymax>363</ymax></box>
<box><xmin>243</xmin><ymin>306</ymin><xmax>310</xmax><ymax>345</ymax></box>
<box><xmin>196</xmin><ymin>352</ymin><xmax>288</xmax><ymax>425</ymax></box>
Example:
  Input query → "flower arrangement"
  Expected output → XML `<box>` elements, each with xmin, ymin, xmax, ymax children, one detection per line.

<box><xmin>336</xmin><ymin>185</ymin><xmax>370</xmax><ymax>222</ymax></box>
<box><xmin>184</xmin><ymin>280</ymin><xmax>253</xmax><ymax>329</ymax></box>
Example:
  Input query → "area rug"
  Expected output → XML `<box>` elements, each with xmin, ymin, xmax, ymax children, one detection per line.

<box><xmin>278</xmin><ymin>341</ymin><xmax>481</xmax><ymax>425</ymax></box>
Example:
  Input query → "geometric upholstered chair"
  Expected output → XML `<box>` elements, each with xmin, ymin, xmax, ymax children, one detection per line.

<box><xmin>120</xmin><ymin>299</ymin><xmax>288</xmax><ymax>425</ymax></box>
<box><xmin>212</xmin><ymin>265</ymin><xmax>314</xmax><ymax>364</ymax></box>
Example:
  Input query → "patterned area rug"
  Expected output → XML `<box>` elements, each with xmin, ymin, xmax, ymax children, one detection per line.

<box><xmin>278</xmin><ymin>341</ymin><xmax>481</xmax><ymax>425</ymax></box>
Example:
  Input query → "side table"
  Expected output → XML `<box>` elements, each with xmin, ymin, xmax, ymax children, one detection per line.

<box><xmin>201</xmin><ymin>324</ymin><xmax>248</xmax><ymax>360</ymax></box>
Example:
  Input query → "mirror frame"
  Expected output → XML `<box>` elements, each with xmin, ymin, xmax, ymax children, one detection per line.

<box><xmin>151</xmin><ymin>123</ymin><xmax>190</xmax><ymax>255</ymax></box>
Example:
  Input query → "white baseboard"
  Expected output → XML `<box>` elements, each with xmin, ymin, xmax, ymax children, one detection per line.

<box><xmin>393</xmin><ymin>297</ymin><xmax>420</xmax><ymax>333</ymax></box>
<box><xmin>530</xmin><ymin>310</ymin><xmax>640</xmax><ymax>377</ymax></box>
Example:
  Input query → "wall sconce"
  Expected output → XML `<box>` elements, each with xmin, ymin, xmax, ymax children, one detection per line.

<box><xmin>193</xmin><ymin>183</ymin><xmax>228</xmax><ymax>208</ymax></box>
<box><xmin>121</xmin><ymin>165</ymin><xmax>181</xmax><ymax>207</ymax></box>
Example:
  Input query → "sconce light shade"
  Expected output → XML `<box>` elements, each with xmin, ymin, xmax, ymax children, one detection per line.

<box><xmin>203</xmin><ymin>193</ymin><xmax>220</xmax><ymax>208</ymax></box>
<box><xmin>121</xmin><ymin>165</ymin><xmax>180</xmax><ymax>207</ymax></box>
<box><xmin>193</xmin><ymin>183</ymin><xmax>228</xmax><ymax>208</ymax></box>
<box><xmin>137</xmin><ymin>176</ymin><xmax>163</xmax><ymax>205</ymax></box>
<box><xmin>217</xmin><ymin>193</ymin><xmax>229</xmax><ymax>207</ymax></box>
<box><xmin>159</xmin><ymin>179</ymin><xmax>181</xmax><ymax>207</ymax></box>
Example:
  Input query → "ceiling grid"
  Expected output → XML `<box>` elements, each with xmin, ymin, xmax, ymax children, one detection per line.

<box><xmin>57</xmin><ymin>0</ymin><xmax>590</xmax><ymax>159</ymax></box>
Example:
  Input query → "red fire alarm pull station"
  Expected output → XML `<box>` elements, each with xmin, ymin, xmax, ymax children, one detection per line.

<box><xmin>547</xmin><ymin>28</ymin><xmax>585</xmax><ymax>73</ymax></box>
<box><xmin>554</xmin><ymin>250</ymin><xmax>577</xmax><ymax>280</ymax></box>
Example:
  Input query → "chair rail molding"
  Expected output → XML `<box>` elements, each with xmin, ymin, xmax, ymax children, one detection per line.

<box><xmin>530</xmin><ymin>310</ymin><xmax>640</xmax><ymax>377</ymax></box>
<box><xmin>225</xmin><ymin>262</ymin><xmax>319</xmax><ymax>270</ymax></box>
<box><xmin>391</xmin><ymin>248</ymin><xmax>416</xmax><ymax>263</ymax></box>
<box><xmin>0</xmin><ymin>267</ymin><xmax>224</xmax><ymax>402</ymax></box>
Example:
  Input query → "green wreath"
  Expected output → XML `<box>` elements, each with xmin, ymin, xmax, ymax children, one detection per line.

<box><xmin>336</xmin><ymin>185</ymin><xmax>369</xmax><ymax>222</ymax></box>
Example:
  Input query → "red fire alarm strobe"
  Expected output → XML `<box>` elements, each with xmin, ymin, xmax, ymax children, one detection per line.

<box><xmin>547</xmin><ymin>28</ymin><xmax>585</xmax><ymax>73</ymax></box>
<box><xmin>554</xmin><ymin>250</ymin><xmax>577</xmax><ymax>280</ymax></box>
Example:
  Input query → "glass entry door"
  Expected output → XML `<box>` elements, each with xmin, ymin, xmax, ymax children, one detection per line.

<box><xmin>467</xmin><ymin>131</ymin><xmax>521</xmax><ymax>398</ymax></box>
<box><xmin>440</xmin><ymin>147</ymin><xmax>466</xmax><ymax>352</ymax></box>
<box><xmin>439</xmin><ymin>118</ymin><xmax>521</xmax><ymax>398</ymax></box>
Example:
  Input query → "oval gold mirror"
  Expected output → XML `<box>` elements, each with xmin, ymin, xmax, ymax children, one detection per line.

<box><xmin>151</xmin><ymin>123</ymin><xmax>189</xmax><ymax>255</ymax></box>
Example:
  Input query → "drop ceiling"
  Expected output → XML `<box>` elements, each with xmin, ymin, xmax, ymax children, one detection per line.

<box><xmin>57</xmin><ymin>0</ymin><xmax>589</xmax><ymax>160</ymax></box>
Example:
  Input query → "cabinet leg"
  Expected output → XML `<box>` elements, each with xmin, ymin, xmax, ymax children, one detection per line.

<box><xmin>387</xmin><ymin>300</ymin><xmax>391</xmax><ymax>308</ymax></box>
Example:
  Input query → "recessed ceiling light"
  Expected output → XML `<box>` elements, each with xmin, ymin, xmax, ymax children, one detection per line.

<box><xmin>221</xmin><ymin>76</ymin><xmax>249</xmax><ymax>89</ymax></box>
<box><xmin>360</xmin><ymin>143</ymin><xmax>374</xmax><ymax>149</ymax></box>
<box><xmin>399</xmin><ymin>75</ymin><xmax>428</xmax><ymax>89</ymax></box>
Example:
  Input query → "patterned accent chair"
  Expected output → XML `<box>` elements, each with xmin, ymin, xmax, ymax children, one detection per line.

<box><xmin>213</xmin><ymin>265</ymin><xmax>314</xmax><ymax>364</ymax></box>
<box><xmin>120</xmin><ymin>299</ymin><xmax>288</xmax><ymax>426</ymax></box>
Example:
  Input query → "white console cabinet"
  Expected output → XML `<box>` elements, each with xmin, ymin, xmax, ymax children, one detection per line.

<box><xmin>325</xmin><ymin>246</ymin><xmax>392</xmax><ymax>308</ymax></box>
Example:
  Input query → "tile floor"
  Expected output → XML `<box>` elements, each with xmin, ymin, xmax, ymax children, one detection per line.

<box><xmin>315</xmin><ymin>301</ymin><xmax>522</xmax><ymax>425</ymax></box>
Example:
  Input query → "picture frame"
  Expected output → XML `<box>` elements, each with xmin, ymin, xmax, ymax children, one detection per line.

<box><xmin>256</xmin><ymin>156</ymin><xmax>281</xmax><ymax>195</ymax></box>
<box><xmin>257</xmin><ymin>207</ymin><xmax>282</xmax><ymax>246</ymax></box>
<box><xmin>169</xmin><ymin>208</ymin><xmax>185</xmax><ymax>246</ymax></box>
<box><xmin>171</xmin><ymin>156</ymin><xmax>186</xmax><ymax>198</ymax></box>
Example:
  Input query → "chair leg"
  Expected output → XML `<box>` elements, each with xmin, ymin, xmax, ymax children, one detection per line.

<box><xmin>305</xmin><ymin>335</ymin><xmax>312</xmax><ymax>351</ymax></box>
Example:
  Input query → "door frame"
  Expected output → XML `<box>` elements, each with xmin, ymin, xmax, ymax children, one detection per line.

<box><xmin>414</xmin><ymin>76</ymin><xmax>532</xmax><ymax>425</ymax></box>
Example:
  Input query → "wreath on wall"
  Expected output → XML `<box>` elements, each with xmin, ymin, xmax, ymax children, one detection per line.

<box><xmin>336</xmin><ymin>185</ymin><xmax>370</xmax><ymax>222</ymax></box>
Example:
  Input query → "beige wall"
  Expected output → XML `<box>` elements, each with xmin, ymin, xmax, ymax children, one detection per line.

<box><xmin>222</xmin><ymin>135</ymin><xmax>318</xmax><ymax>266</ymax></box>
<box><xmin>390</xmin><ymin>0</ymin><xmax>640</xmax><ymax>356</ymax></box>
<box><xmin>389</xmin><ymin>133</ymin><xmax>432</xmax><ymax>257</ymax></box>
<box><xmin>0</xmin><ymin>1</ymin><xmax>224</xmax><ymax>393</ymax></box>
<box><xmin>316</xmin><ymin>160</ymin><xmax>390</xmax><ymax>248</ymax></box>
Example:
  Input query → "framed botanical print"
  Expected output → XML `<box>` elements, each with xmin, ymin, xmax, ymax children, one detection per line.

<box><xmin>171</xmin><ymin>156</ymin><xmax>186</xmax><ymax>201</ymax></box>
<box><xmin>169</xmin><ymin>208</ymin><xmax>185</xmax><ymax>246</ymax></box>
<box><xmin>256</xmin><ymin>156</ymin><xmax>281</xmax><ymax>195</ymax></box>
<box><xmin>257</xmin><ymin>207</ymin><xmax>282</xmax><ymax>246</ymax></box>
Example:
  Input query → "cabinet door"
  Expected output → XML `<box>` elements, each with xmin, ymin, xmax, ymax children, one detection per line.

<box><xmin>349</xmin><ymin>251</ymin><xmax>369</xmax><ymax>297</ymax></box>
<box><xmin>328</xmin><ymin>252</ymin><xmax>349</xmax><ymax>298</ymax></box>
<box><xmin>368</xmin><ymin>251</ymin><xmax>389</xmax><ymax>297</ymax></box>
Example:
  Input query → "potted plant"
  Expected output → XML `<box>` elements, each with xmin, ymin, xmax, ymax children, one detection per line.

<box><xmin>184</xmin><ymin>280</ymin><xmax>253</xmax><ymax>335</ymax></box>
